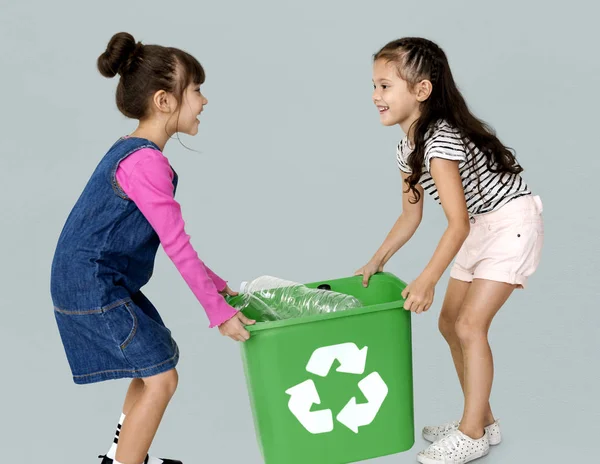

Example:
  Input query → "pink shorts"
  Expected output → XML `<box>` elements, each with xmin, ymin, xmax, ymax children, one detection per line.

<box><xmin>450</xmin><ymin>195</ymin><xmax>544</xmax><ymax>289</ymax></box>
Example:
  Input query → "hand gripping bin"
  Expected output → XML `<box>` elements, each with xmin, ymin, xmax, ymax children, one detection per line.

<box><xmin>229</xmin><ymin>272</ymin><xmax>414</xmax><ymax>464</ymax></box>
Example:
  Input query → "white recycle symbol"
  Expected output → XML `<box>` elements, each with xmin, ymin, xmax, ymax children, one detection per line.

<box><xmin>285</xmin><ymin>342</ymin><xmax>388</xmax><ymax>434</ymax></box>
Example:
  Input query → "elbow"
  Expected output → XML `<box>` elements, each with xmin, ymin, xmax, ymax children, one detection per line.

<box><xmin>449</xmin><ymin>218</ymin><xmax>470</xmax><ymax>242</ymax></box>
<box><xmin>402</xmin><ymin>211</ymin><xmax>423</xmax><ymax>228</ymax></box>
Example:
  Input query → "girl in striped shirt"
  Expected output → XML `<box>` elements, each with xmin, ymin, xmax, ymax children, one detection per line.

<box><xmin>355</xmin><ymin>37</ymin><xmax>544</xmax><ymax>464</ymax></box>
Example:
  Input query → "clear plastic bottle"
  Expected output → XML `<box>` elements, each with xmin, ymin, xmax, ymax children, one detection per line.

<box><xmin>237</xmin><ymin>275</ymin><xmax>362</xmax><ymax>321</ymax></box>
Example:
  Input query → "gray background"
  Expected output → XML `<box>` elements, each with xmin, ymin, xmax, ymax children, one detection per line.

<box><xmin>1</xmin><ymin>0</ymin><xmax>598</xmax><ymax>462</ymax></box>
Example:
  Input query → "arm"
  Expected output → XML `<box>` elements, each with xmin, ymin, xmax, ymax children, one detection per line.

<box><xmin>116</xmin><ymin>150</ymin><xmax>238</xmax><ymax>328</ymax></box>
<box><xmin>421</xmin><ymin>158</ymin><xmax>470</xmax><ymax>282</ymax></box>
<box><xmin>204</xmin><ymin>265</ymin><xmax>228</xmax><ymax>292</ymax></box>
<box><xmin>371</xmin><ymin>170</ymin><xmax>424</xmax><ymax>267</ymax></box>
<box><xmin>355</xmin><ymin>171</ymin><xmax>424</xmax><ymax>286</ymax></box>
<box><xmin>119</xmin><ymin>152</ymin><xmax>228</xmax><ymax>292</ymax></box>
<box><xmin>402</xmin><ymin>158</ymin><xmax>470</xmax><ymax>312</ymax></box>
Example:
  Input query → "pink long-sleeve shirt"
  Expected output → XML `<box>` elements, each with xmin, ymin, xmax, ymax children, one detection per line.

<box><xmin>115</xmin><ymin>146</ymin><xmax>238</xmax><ymax>328</ymax></box>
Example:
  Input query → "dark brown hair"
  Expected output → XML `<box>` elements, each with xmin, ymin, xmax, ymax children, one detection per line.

<box><xmin>374</xmin><ymin>37</ymin><xmax>523</xmax><ymax>203</ymax></box>
<box><xmin>97</xmin><ymin>32</ymin><xmax>205</xmax><ymax>120</ymax></box>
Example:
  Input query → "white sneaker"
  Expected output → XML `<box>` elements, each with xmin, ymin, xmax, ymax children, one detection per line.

<box><xmin>422</xmin><ymin>419</ymin><xmax>502</xmax><ymax>445</ymax></box>
<box><xmin>417</xmin><ymin>430</ymin><xmax>490</xmax><ymax>464</ymax></box>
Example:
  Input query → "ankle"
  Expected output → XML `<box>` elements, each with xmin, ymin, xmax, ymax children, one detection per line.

<box><xmin>458</xmin><ymin>424</ymin><xmax>485</xmax><ymax>440</ymax></box>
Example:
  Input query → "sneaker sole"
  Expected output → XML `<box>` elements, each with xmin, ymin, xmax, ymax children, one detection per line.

<box><xmin>417</xmin><ymin>447</ymin><xmax>490</xmax><ymax>464</ymax></box>
<box><xmin>422</xmin><ymin>431</ymin><xmax>501</xmax><ymax>445</ymax></box>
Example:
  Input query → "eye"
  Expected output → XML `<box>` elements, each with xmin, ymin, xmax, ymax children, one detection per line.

<box><xmin>381</xmin><ymin>85</ymin><xmax>389</xmax><ymax>90</ymax></box>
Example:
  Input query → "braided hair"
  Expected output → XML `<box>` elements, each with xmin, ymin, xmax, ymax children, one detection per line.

<box><xmin>373</xmin><ymin>37</ymin><xmax>523</xmax><ymax>204</ymax></box>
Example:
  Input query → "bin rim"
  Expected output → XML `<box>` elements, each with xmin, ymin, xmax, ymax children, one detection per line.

<box><xmin>227</xmin><ymin>272</ymin><xmax>408</xmax><ymax>333</ymax></box>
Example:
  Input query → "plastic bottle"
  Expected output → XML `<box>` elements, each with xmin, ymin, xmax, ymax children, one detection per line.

<box><xmin>236</xmin><ymin>275</ymin><xmax>362</xmax><ymax>321</ymax></box>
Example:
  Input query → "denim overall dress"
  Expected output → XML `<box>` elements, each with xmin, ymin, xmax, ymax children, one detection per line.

<box><xmin>51</xmin><ymin>136</ymin><xmax>179</xmax><ymax>384</ymax></box>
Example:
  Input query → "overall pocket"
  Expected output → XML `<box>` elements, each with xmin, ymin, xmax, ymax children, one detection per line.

<box><xmin>103</xmin><ymin>302</ymin><xmax>138</xmax><ymax>350</ymax></box>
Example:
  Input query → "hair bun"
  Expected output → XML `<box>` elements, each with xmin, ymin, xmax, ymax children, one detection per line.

<box><xmin>97</xmin><ymin>32</ymin><xmax>139</xmax><ymax>78</ymax></box>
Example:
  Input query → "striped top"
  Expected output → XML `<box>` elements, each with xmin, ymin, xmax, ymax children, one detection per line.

<box><xmin>396</xmin><ymin>120</ymin><xmax>531</xmax><ymax>216</ymax></box>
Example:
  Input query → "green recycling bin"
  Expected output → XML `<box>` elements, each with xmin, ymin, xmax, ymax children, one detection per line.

<box><xmin>230</xmin><ymin>272</ymin><xmax>414</xmax><ymax>464</ymax></box>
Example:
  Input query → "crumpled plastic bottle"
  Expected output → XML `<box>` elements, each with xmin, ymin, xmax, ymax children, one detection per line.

<box><xmin>236</xmin><ymin>275</ymin><xmax>362</xmax><ymax>321</ymax></box>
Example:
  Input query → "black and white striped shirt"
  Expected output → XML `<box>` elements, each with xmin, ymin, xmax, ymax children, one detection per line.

<box><xmin>396</xmin><ymin>120</ymin><xmax>531</xmax><ymax>216</ymax></box>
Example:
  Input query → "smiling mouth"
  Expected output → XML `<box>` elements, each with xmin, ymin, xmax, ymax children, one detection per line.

<box><xmin>377</xmin><ymin>106</ymin><xmax>389</xmax><ymax>114</ymax></box>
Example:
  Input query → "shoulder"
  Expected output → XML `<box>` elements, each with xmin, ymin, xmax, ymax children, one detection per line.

<box><xmin>396</xmin><ymin>136</ymin><xmax>412</xmax><ymax>173</ymax></box>
<box><xmin>425</xmin><ymin>120</ymin><xmax>464</xmax><ymax>148</ymax></box>
<box><xmin>121</xmin><ymin>147</ymin><xmax>171</xmax><ymax>175</ymax></box>
<box><xmin>129</xmin><ymin>146</ymin><xmax>168</xmax><ymax>164</ymax></box>
<box><xmin>396</xmin><ymin>136</ymin><xmax>409</xmax><ymax>158</ymax></box>
<box><xmin>423</xmin><ymin>120</ymin><xmax>467</xmax><ymax>172</ymax></box>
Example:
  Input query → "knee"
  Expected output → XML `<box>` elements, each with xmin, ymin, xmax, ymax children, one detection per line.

<box><xmin>454</xmin><ymin>315</ymin><xmax>487</xmax><ymax>346</ymax></box>
<box><xmin>438</xmin><ymin>312</ymin><xmax>457</xmax><ymax>340</ymax></box>
<box><xmin>144</xmin><ymin>369</ymin><xmax>179</xmax><ymax>398</ymax></box>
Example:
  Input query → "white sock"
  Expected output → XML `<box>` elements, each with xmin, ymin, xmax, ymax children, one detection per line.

<box><xmin>108</xmin><ymin>412</ymin><xmax>164</xmax><ymax>464</ymax></box>
<box><xmin>106</xmin><ymin>412</ymin><xmax>126</xmax><ymax>459</ymax></box>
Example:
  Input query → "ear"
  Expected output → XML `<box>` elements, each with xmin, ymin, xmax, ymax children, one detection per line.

<box><xmin>151</xmin><ymin>90</ymin><xmax>175</xmax><ymax>113</ymax></box>
<box><xmin>415</xmin><ymin>79</ymin><xmax>433</xmax><ymax>102</ymax></box>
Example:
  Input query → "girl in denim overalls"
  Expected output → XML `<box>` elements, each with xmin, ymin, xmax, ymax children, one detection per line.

<box><xmin>50</xmin><ymin>32</ymin><xmax>254</xmax><ymax>464</ymax></box>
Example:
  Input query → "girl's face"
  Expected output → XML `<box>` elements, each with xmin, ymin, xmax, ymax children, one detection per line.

<box><xmin>372</xmin><ymin>59</ymin><xmax>420</xmax><ymax>130</ymax></box>
<box><xmin>173</xmin><ymin>82</ymin><xmax>208</xmax><ymax>136</ymax></box>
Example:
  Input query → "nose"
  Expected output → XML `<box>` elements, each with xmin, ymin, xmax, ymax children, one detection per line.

<box><xmin>372</xmin><ymin>89</ymin><xmax>380</xmax><ymax>103</ymax></box>
<box><xmin>203</xmin><ymin>96</ymin><xmax>208</xmax><ymax>105</ymax></box>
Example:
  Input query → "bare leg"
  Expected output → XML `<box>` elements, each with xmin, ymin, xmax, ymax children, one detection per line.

<box><xmin>438</xmin><ymin>278</ymin><xmax>495</xmax><ymax>425</ymax></box>
<box><xmin>123</xmin><ymin>378</ymin><xmax>145</xmax><ymax>415</ymax></box>
<box><xmin>454</xmin><ymin>279</ymin><xmax>515</xmax><ymax>439</ymax></box>
<box><xmin>115</xmin><ymin>369</ymin><xmax>179</xmax><ymax>464</ymax></box>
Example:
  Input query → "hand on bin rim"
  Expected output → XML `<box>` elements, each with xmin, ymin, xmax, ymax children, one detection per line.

<box><xmin>219</xmin><ymin>285</ymin><xmax>239</xmax><ymax>298</ymax></box>
<box><xmin>401</xmin><ymin>274</ymin><xmax>436</xmax><ymax>314</ymax></box>
<box><xmin>218</xmin><ymin>311</ymin><xmax>256</xmax><ymax>342</ymax></box>
<box><xmin>354</xmin><ymin>259</ymin><xmax>384</xmax><ymax>287</ymax></box>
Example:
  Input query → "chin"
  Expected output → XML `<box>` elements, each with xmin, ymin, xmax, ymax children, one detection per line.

<box><xmin>183</xmin><ymin>126</ymin><xmax>199</xmax><ymax>136</ymax></box>
<box><xmin>380</xmin><ymin>113</ymin><xmax>400</xmax><ymax>127</ymax></box>
<box><xmin>380</xmin><ymin>119</ymin><xmax>399</xmax><ymax>127</ymax></box>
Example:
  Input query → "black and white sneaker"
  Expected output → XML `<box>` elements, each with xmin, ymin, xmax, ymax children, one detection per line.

<box><xmin>98</xmin><ymin>454</ymin><xmax>183</xmax><ymax>464</ymax></box>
